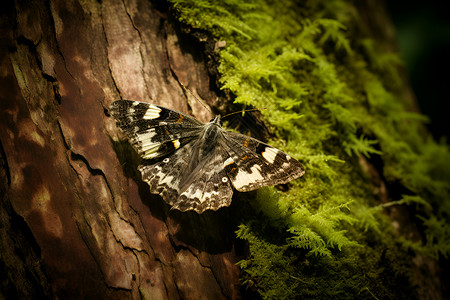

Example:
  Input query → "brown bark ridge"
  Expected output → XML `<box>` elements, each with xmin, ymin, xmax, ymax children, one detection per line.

<box><xmin>0</xmin><ymin>0</ymin><xmax>241</xmax><ymax>299</ymax></box>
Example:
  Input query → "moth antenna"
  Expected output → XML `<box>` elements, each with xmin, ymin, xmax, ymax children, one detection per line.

<box><xmin>179</xmin><ymin>83</ymin><xmax>213</xmax><ymax>115</ymax></box>
<box><xmin>222</xmin><ymin>108</ymin><xmax>267</xmax><ymax>120</ymax></box>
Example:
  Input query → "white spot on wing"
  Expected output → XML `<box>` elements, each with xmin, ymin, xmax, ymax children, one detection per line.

<box><xmin>180</xmin><ymin>187</ymin><xmax>203</xmax><ymax>202</ymax></box>
<box><xmin>136</xmin><ymin>133</ymin><xmax>162</xmax><ymax>158</ymax></box>
<box><xmin>143</xmin><ymin>105</ymin><xmax>162</xmax><ymax>119</ymax></box>
<box><xmin>159</xmin><ymin>175</ymin><xmax>174</xmax><ymax>185</ymax></box>
<box><xmin>223</xmin><ymin>157</ymin><xmax>234</xmax><ymax>167</ymax></box>
<box><xmin>193</xmin><ymin>189</ymin><xmax>203</xmax><ymax>200</ymax></box>
<box><xmin>142</xmin><ymin>144</ymin><xmax>160</xmax><ymax>159</ymax></box>
<box><xmin>232</xmin><ymin>165</ymin><xmax>264</xmax><ymax>190</ymax></box>
<box><xmin>134</xmin><ymin>128</ymin><xmax>168</xmax><ymax>159</ymax></box>
<box><xmin>261</xmin><ymin>147</ymin><xmax>279</xmax><ymax>164</ymax></box>
<box><xmin>201</xmin><ymin>190</ymin><xmax>220</xmax><ymax>203</ymax></box>
<box><xmin>134</xmin><ymin>129</ymin><xmax>157</xmax><ymax>143</ymax></box>
<box><xmin>172</xmin><ymin>139</ymin><xmax>180</xmax><ymax>149</ymax></box>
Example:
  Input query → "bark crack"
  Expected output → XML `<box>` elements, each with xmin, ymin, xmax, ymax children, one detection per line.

<box><xmin>74</xmin><ymin>218</ymin><xmax>112</xmax><ymax>288</ymax></box>
<box><xmin>121</xmin><ymin>0</ymin><xmax>151</xmax><ymax>98</ymax></box>
<box><xmin>105</xmin><ymin>211</ymin><xmax>146</xmax><ymax>253</ymax></box>
<box><xmin>58</xmin><ymin>120</ymin><xmax>136</xmax><ymax>291</ymax></box>
<box><xmin>69</xmin><ymin>148</ymin><xmax>146</xmax><ymax>250</ymax></box>
<box><xmin>131</xmin><ymin>249</ymin><xmax>143</xmax><ymax>300</ymax></box>
<box><xmin>46</xmin><ymin>0</ymin><xmax>76</xmax><ymax>84</ymax></box>
<box><xmin>166</xmin><ymin>229</ymin><xmax>228</xmax><ymax>298</ymax></box>
<box><xmin>99</xmin><ymin>2</ymin><xmax>122</xmax><ymax>99</ymax></box>
<box><xmin>0</xmin><ymin>139</ymin><xmax>11</xmax><ymax>187</ymax></box>
<box><xmin>161</xmin><ymin>22</ymin><xmax>210</xmax><ymax>118</ymax></box>
<box><xmin>171</xmin><ymin>271</ymin><xmax>183</xmax><ymax>300</ymax></box>
<box><xmin>56</xmin><ymin>120</ymin><xmax>83</xmax><ymax>180</ymax></box>
<box><xmin>204</xmin><ymin>256</ymin><xmax>228</xmax><ymax>299</ymax></box>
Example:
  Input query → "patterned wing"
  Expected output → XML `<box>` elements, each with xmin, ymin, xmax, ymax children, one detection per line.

<box><xmin>110</xmin><ymin>100</ymin><xmax>203</xmax><ymax>159</ymax></box>
<box><xmin>138</xmin><ymin>142</ymin><xmax>233</xmax><ymax>213</ymax></box>
<box><xmin>220</xmin><ymin>131</ymin><xmax>305</xmax><ymax>192</ymax></box>
<box><xmin>110</xmin><ymin>99</ymin><xmax>304</xmax><ymax>213</ymax></box>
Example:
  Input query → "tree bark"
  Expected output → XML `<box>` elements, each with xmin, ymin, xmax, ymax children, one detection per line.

<box><xmin>1</xmin><ymin>0</ymin><xmax>240</xmax><ymax>298</ymax></box>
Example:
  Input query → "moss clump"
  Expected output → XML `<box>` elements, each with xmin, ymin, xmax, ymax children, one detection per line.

<box><xmin>169</xmin><ymin>0</ymin><xmax>450</xmax><ymax>298</ymax></box>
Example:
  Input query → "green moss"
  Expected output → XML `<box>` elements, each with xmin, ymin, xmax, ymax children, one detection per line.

<box><xmin>169</xmin><ymin>0</ymin><xmax>450</xmax><ymax>297</ymax></box>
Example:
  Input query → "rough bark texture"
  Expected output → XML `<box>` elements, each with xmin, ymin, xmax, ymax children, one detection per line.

<box><xmin>1</xmin><ymin>0</ymin><xmax>241</xmax><ymax>298</ymax></box>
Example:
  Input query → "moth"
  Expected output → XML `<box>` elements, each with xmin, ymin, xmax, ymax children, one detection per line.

<box><xmin>110</xmin><ymin>100</ymin><xmax>305</xmax><ymax>213</ymax></box>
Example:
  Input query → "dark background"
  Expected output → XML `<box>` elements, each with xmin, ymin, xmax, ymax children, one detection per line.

<box><xmin>386</xmin><ymin>1</ymin><xmax>450</xmax><ymax>140</ymax></box>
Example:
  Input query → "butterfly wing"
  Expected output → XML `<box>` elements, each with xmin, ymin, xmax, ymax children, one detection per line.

<box><xmin>138</xmin><ymin>142</ymin><xmax>233</xmax><ymax>213</ymax></box>
<box><xmin>220</xmin><ymin>131</ymin><xmax>305</xmax><ymax>192</ymax></box>
<box><xmin>110</xmin><ymin>100</ymin><xmax>233</xmax><ymax>213</ymax></box>
<box><xmin>109</xmin><ymin>100</ymin><xmax>203</xmax><ymax>159</ymax></box>
<box><xmin>110</xmin><ymin>100</ymin><xmax>304</xmax><ymax>213</ymax></box>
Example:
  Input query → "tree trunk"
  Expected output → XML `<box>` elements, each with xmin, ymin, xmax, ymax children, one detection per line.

<box><xmin>1</xmin><ymin>0</ymin><xmax>240</xmax><ymax>298</ymax></box>
<box><xmin>1</xmin><ymin>0</ymin><xmax>447</xmax><ymax>299</ymax></box>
